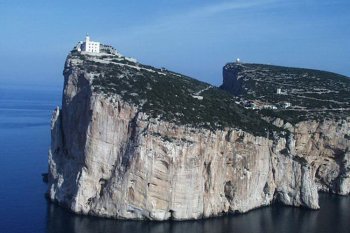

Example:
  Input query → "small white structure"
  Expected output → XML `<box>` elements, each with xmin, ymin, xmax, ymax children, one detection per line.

<box><xmin>236</xmin><ymin>58</ymin><xmax>241</xmax><ymax>63</ymax></box>
<box><xmin>277</xmin><ymin>88</ymin><xmax>282</xmax><ymax>94</ymax></box>
<box><xmin>283</xmin><ymin>102</ymin><xmax>291</xmax><ymax>108</ymax></box>
<box><xmin>192</xmin><ymin>95</ymin><xmax>203</xmax><ymax>100</ymax></box>
<box><xmin>263</xmin><ymin>105</ymin><xmax>277</xmax><ymax>110</ymax></box>
<box><xmin>81</xmin><ymin>34</ymin><xmax>100</xmax><ymax>53</ymax></box>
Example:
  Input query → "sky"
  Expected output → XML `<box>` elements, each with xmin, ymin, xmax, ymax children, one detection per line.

<box><xmin>0</xmin><ymin>0</ymin><xmax>349</xmax><ymax>88</ymax></box>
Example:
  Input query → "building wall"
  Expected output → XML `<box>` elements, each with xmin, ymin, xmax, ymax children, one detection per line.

<box><xmin>82</xmin><ymin>37</ymin><xmax>100</xmax><ymax>53</ymax></box>
<box><xmin>86</xmin><ymin>41</ymin><xmax>100</xmax><ymax>53</ymax></box>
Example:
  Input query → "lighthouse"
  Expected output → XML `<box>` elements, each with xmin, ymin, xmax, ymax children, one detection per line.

<box><xmin>81</xmin><ymin>34</ymin><xmax>100</xmax><ymax>53</ymax></box>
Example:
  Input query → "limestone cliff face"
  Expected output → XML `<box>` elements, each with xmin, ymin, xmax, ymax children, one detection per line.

<box><xmin>273</xmin><ymin>119</ymin><xmax>350</xmax><ymax>196</ymax></box>
<box><xmin>48</xmin><ymin>52</ymin><xmax>350</xmax><ymax>220</ymax></box>
<box><xmin>221</xmin><ymin>64</ymin><xmax>244</xmax><ymax>95</ymax></box>
<box><xmin>221</xmin><ymin>62</ymin><xmax>350</xmax><ymax>198</ymax></box>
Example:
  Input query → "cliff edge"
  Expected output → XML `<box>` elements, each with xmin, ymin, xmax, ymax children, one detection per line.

<box><xmin>48</xmin><ymin>49</ymin><xmax>350</xmax><ymax>220</ymax></box>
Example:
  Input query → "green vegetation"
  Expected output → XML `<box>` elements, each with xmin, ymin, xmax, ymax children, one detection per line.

<box><xmin>72</xmin><ymin>53</ymin><xmax>281</xmax><ymax>137</ymax></box>
<box><xmin>225</xmin><ymin>63</ymin><xmax>350</xmax><ymax>123</ymax></box>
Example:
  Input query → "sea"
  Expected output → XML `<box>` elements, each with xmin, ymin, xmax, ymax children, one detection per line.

<box><xmin>0</xmin><ymin>85</ymin><xmax>350</xmax><ymax>233</ymax></box>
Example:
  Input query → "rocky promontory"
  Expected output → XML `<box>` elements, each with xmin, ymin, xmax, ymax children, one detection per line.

<box><xmin>48</xmin><ymin>47</ymin><xmax>350</xmax><ymax>220</ymax></box>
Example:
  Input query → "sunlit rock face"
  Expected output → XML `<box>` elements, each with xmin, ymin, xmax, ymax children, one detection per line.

<box><xmin>48</xmin><ymin>51</ymin><xmax>350</xmax><ymax>220</ymax></box>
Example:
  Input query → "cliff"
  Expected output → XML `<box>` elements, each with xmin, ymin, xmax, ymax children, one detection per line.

<box><xmin>221</xmin><ymin>62</ymin><xmax>350</xmax><ymax>194</ymax></box>
<box><xmin>48</xmin><ymin>50</ymin><xmax>350</xmax><ymax>220</ymax></box>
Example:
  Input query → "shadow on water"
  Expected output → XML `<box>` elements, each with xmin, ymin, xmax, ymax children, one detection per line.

<box><xmin>45</xmin><ymin>193</ymin><xmax>350</xmax><ymax>233</ymax></box>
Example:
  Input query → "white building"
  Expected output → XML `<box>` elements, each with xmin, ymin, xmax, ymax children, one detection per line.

<box><xmin>283</xmin><ymin>102</ymin><xmax>291</xmax><ymax>108</ymax></box>
<box><xmin>81</xmin><ymin>35</ymin><xmax>100</xmax><ymax>53</ymax></box>
<box><xmin>277</xmin><ymin>88</ymin><xmax>282</xmax><ymax>94</ymax></box>
<box><xmin>263</xmin><ymin>105</ymin><xmax>277</xmax><ymax>110</ymax></box>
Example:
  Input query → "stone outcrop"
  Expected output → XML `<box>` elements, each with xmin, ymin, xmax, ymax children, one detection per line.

<box><xmin>48</xmin><ymin>52</ymin><xmax>350</xmax><ymax>221</ymax></box>
<box><xmin>288</xmin><ymin>119</ymin><xmax>350</xmax><ymax>195</ymax></box>
<box><xmin>221</xmin><ymin>63</ymin><xmax>244</xmax><ymax>95</ymax></box>
<box><xmin>221</xmin><ymin>62</ymin><xmax>350</xmax><ymax>199</ymax></box>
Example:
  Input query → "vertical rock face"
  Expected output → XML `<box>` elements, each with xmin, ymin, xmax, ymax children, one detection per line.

<box><xmin>48</xmin><ymin>52</ymin><xmax>350</xmax><ymax>221</ymax></box>
<box><xmin>220</xmin><ymin>62</ymin><xmax>350</xmax><ymax>199</ymax></box>
<box><xmin>221</xmin><ymin>63</ymin><xmax>243</xmax><ymax>95</ymax></box>
<box><xmin>292</xmin><ymin>120</ymin><xmax>350</xmax><ymax>195</ymax></box>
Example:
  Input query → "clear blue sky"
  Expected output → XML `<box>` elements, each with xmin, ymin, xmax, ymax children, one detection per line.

<box><xmin>1</xmin><ymin>0</ymin><xmax>349</xmax><ymax>87</ymax></box>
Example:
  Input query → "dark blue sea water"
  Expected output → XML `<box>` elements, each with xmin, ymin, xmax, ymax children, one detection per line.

<box><xmin>1</xmin><ymin>85</ymin><xmax>350</xmax><ymax>233</ymax></box>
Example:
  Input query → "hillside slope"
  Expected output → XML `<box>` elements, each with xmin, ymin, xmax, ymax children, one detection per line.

<box><xmin>221</xmin><ymin>63</ymin><xmax>350</xmax><ymax>123</ymax></box>
<box><xmin>71</xmin><ymin>52</ymin><xmax>278</xmax><ymax>136</ymax></box>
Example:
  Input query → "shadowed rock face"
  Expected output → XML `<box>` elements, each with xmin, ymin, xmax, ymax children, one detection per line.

<box><xmin>221</xmin><ymin>64</ymin><xmax>244</xmax><ymax>96</ymax></box>
<box><xmin>48</xmin><ymin>51</ymin><xmax>350</xmax><ymax>220</ymax></box>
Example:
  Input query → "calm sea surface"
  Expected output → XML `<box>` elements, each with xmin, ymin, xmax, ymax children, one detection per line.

<box><xmin>1</xmin><ymin>85</ymin><xmax>350</xmax><ymax>233</ymax></box>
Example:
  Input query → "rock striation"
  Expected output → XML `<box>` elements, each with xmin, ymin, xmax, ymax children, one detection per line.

<box><xmin>48</xmin><ymin>49</ymin><xmax>350</xmax><ymax>220</ymax></box>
